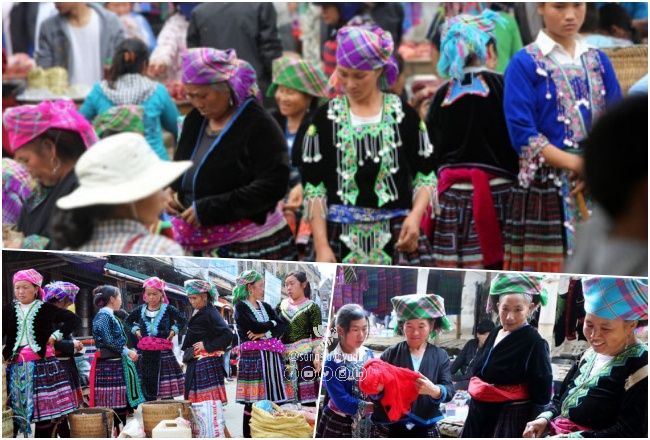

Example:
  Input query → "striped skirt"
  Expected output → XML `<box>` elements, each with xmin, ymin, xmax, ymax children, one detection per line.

<box><xmin>433</xmin><ymin>182</ymin><xmax>512</xmax><ymax>269</ymax></box>
<box><xmin>204</xmin><ymin>224</ymin><xmax>298</xmax><ymax>261</ymax></box>
<box><xmin>502</xmin><ymin>168</ymin><xmax>565</xmax><ymax>273</ymax></box>
<box><xmin>138</xmin><ymin>349</ymin><xmax>185</xmax><ymax>400</ymax></box>
<box><xmin>316</xmin><ymin>406</ymin><xmax>353</xmax><ymax>438</ymax></box>
<box><xmin>93</xmin><ymin>358</ymin><xmax>132</xmax><ymax>408</ymax></box>
<box><xmin>186</xmin><ymin>356</ymin><xmax>227</xmax><ymax>404</ymax></box>
<box><xmin>58</xmin><ymin>356</ymin><xmax>84</xmax><ymax>407</ymax></box>
<box><xmin>284</xmin><ymin>341</ymin><xmax>320</xmax><ymax>404</ymax></box>
<box><xmin>324</xmin><ymin>217</ymin><xmax>435</xmax><ymax>266</ymax></box>
<box><xmin>8</xmin><ymin>357</ymin><xmax>78</xmax><ymax>433</ymax></box>
<box><xmin>236</xmin><ymin>349</ymin><xmax>293</xmax><ymax>404</ymax></box>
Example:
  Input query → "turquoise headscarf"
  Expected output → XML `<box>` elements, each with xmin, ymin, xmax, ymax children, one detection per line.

<box><xmin>232</xmin><ymin>270</ymin><xmax>263</xmax><ymax>304</ymax></box>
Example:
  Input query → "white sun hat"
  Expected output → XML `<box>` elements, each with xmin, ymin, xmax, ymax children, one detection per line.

<box><xmin>57</xmin><ymin>132</ymin><xmax>192</xmax><ymax>210</ymax></box>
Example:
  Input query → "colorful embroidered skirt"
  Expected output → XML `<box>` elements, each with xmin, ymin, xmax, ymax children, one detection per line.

<box><xmin>433</xmin><ymin>182</ymin><xmax>512</xmax><ymax>269</ymax></box>
<box><xmin>502</xmin><ymin>167</ymin><xmax>565</xmax><ymax>273</ymax></box>
<box><xmin>324</xmin><ymin>217</ymin><xmax>435</xmax><ymax>266</ymax></box>
<box><xmin>316</xmin><ymin>406</ymin><xmax>353</xmax><ymax>438</ymax></box>
<box><xmin>284</xmin><ymin>339</ymin><xmax>320</xmax><ymax>404</ymax></box>
<box><xmin>58</xmin><ymin>356</ymin><xmax>84</xmax><ymax>407</ymax></box>
<box><xmin>236</xmin><ymin>349</ymin><xmax>293</xmax><ymax>404</ymax></box>
<box><xmin>204</xmin><ymin>224</ymin><xmax>298</xmax><ymax>261</ymax></box>
<box><xmin>185</xmin><ymin>356</ymin><xmax>227</xmax><ymax>404</ymax></box>
<box><xmin>92</xmin><ymin>357</ymin><xmax>144</xmax><ymax>409</ymax></box>
<box><xmin>8</xmin><ymin>357</ymin><xmax>78</xmax><ymax>434</ymax></box>
<box><xmin>138</xmin><ymin>349</ymin><xmax>185</xmax><ymax>400</ymax></box>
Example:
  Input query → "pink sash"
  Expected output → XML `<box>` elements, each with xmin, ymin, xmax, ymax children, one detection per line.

<box><xmin>171</xmin><ymin>206</ymin><xmax>285</xmax><ymax>250</ymax></box>
<box><xmin>14</xmin><ymin>345</ymin><xmax>56</xmax><ymax>362</ymax></box>
<box><xmin>240</xmin><ymin>338</ymin><xmax>285</xmax><ymax>354</ymax></box>
<box><xmin>137</xmin><ymin>336</ymin><xmax>173</xmax><ymax>351</ymax></box>
<box><xmin>549</xmin><ymin>416</ymin><xmax>591</xmax><ymax>435</ymax></box>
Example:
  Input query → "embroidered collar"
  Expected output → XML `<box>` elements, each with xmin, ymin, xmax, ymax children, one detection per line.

<box><xmin>280</xmin><ymin>298</ymin><xmax>314</xmax><ymax>322</ymax></box>
<box><xmin>141</xmin><ymin>303</ymin><xmax>167</xmax><ymax>337</ymax></box>
<box><xmin>13</xmin><ymin>300</ymin><xmax>43</xmax><ymax>355</ymax></box>
<box><xmin>535</xmin><ymin>30</ymin><xmax>592</xmax><ymax>62</ymax></box>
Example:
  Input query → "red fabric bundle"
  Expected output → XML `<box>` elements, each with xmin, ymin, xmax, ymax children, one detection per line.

<box><xmin>468</xmin><ymin>376</ymin><xmax>529</xmax><ymax>402</ymax></box>
<box><xmin>137</xmin><ymin>336</ymin><xmax>173</xmax><ymax>351</ymax></box>
<box><xmin>359</xmin><ymin>358</ymin><xmax>421</xmax><ymax>422</ymax></box>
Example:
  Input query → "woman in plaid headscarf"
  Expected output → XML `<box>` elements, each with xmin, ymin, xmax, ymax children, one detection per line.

<box><xmin>524</xmin><ymin>277</ymin><xmax>648</xmax><ymax>438</ymax></box>
<box><xmin>267</xmin><ymin>55</ymin><xmax>328</xmax><ymax>247</ymax></box>
<box><xmin>3</xmin><ymin>99</ymin><xmax>97</xmax><ymax>249</ymax></box>
<box><xmin>297</xmin><ymin>25</ymin><xmax>438</xmax><ymax>267</ymax></box>
<box><xmin>368</xmin><ymin>293</ymin><xmax>454</xmax><ymax>437</ymax></box>
<box><xmin>3</xmin><ymin>269</ymin><xmax>82</xmax><ymax>437</ymax></box>
<box><xmin>168</xmin><ymin>47</ymin><xmax>298</xmax><ymax>262</ymax></box>
<box><xmin>232</xmin><ymin>270</ymin><xmax>292</xmax><ymax>438</ymax></box>
<box><xmin>462</xmin><ymin>273</ymin><xmax>552</xmax><ymax>438</ymax></box>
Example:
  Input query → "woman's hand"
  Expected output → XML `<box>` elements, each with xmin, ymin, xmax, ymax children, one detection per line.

<box><xmin>47</xmin><ymin>336</ymin><xmax>56</xmax><ymax>347</ymax></box>
<box><xmin>193</xmin><ymin>341</ymin><xmax>205</xmax><ymax>353</ymax></box>
<box><xmin>284</xmin><ymin>184</ymin><xmax>304</xmax><ymax>211</ymax></box>
<box><xmin>523</xmin><ymin>418</ymin><xmax>549</xmax><ymax>438</ymax></box>
<box><xmin>135</xmin><ymin>330</ymin><xmax>143</xmax><ymax>340</ymax></box>
<box><xmin>73</xmin><ymin>340</ymin><xmax>84</xmax><ymax>352</ymax></box>
<box><xmin>415</xmin><ymin>376</ymin><xmax>441</xmax><ymax>398</ymax></box>
<box><xmin>247</xmin><ymin>331</ymin><xmax>265</xmax><ymax>341</ymax></box>
<box><xmin>164</xmin><ymin>188</ymin><xmax>183</xmax><ymax>215</ymax></box>
<box><xmin>396</xmin><ymin>214</ymin><xmax>421</xmax><ymax>253</ymax></box>
<box><xmin>128</xmin><ymin>350</ymin><xmax>139</xmax><ymax>362</ymax></box>
<box><xmin>167</xmin><ymin>330</ymin><xmax>175</xmax><ymax>341</ymax></box>
<box><xmin>148</xmin><ymin>62</ymin><xmax>168</xmax><ymax>79</ymax></box>
<box><xmin>180</xmin><ymin>206</ymin><xmax>200</xmax><ymax>227</ymax></box>
<box><xmin>315</xmin><ymin>244</ymin><xmax>337</xmax><ymax>263</ymax></box>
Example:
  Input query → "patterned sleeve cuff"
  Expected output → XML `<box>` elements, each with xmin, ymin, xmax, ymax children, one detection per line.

<box><xmin>418</xmin><ymin>120</ymin><xmax>434</xmax><ymax>158</ymax></box>
<box><xmin>131</xmin><ymin>325</ymin><xmax>141</xmax><ymax>335</ymax></box>
<box><xmin>518</xmin><ymin>134</ymin><xmax>549</xmax><ymax>188</ymax></box>
<box><xmin>430</xmin><ymin>383</ymin><xmax>448</xmax><ymax>404</ymax></box>
<box><xmin>537</xmin><ymin>411</ymin><xmax>554</xmax><ymax>421</ymax></box>
<box><xmin>567</xmin><ymin>431</ymin><xmax>584</xmax><ymax>438</ymax></box>
<box><xmin>22</xmin><ymin>234</ymin><xmax>50</xmax><ymax>250</ymax></box>
<box><xmin>50</xmin><ymin>330</ymin><xmax>63</xmax><ymax>342</ymax></box>
<box><xmin>122</xmin><ymin>347</ymin><xmax>130</xmax><ymax>356</ymax></box>
<box><xmin>171</xmin><ymin>325</ymin><xmax>179</xmax><ymax>335</ymax></box>
<box><xmin>356</xmin><ymin>400</ymin><xmax>371</xmax><ymax>419</ymax></box>
<box><xmin>412</xmin><ymin>171</ymin><xmax>440</xmax><ymax>217</ymax></box>
<box><xmin>302</xmin><ymin>124</ymin><xmax>322</xmax><ymax>163</ymax></box>
<box><xmin>303</xmin><ymin>182</ymin><xmax>328</xmax><ymax>220</ymax></box>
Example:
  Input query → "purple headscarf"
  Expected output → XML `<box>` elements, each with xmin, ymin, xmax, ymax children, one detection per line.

<box><xmin>43</xmin><ymin>281</ymin><xmax>80</xmax><ymax>303</ymax></box>
<box><xmin>334</xmin><ymin>25</ymin><xmax>399</xmax><ymax>91</ymax></box>
<box><xmin>181</xmin><ymin>48</ymin><xmax>261</xmax><ymax>107</ymax></box>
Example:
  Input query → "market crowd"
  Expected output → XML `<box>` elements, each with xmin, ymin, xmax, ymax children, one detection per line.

<box><xmin>2</xmin><ymin>2</ymin><xmax>648</xmax><ymax>276</ymax></box>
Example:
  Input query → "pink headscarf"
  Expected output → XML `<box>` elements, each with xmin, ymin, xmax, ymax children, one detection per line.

<box><xmin>13</xmin><ymin>269</ymin><xmax>45</xmax><ymax>300</ymax></box>
<box><xmin>3</xmin><ymin>100</ymin><xmax>98</xmax><ymax>154</ymax></box>
<box><xmin>143</xmin><ymin>276</ymin><xmax>169</xmax><ymax>304</ymax></box>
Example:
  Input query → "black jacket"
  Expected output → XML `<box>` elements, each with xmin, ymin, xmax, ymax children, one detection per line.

<box><xmin>234</xmin><ymin>300</ymin><xmax>286</xmax><ymax>343</ymax></box>
<box><xmin>187</xmin><ymin>2</ymin><xmax>282</xmax><ymax>94</ymax></box>
<box><xmin>3</xmin><ymin>300</ymin><xmax>81</xmax><ymax>361</ymax></box>
<box><xmin>9</xmin><ymin>3</ymin><xmax>39</xmax><ymax>55</ymax></box>
<box><xmin>172</xmin><ymin>100</ymin><xmax>290</xmax><ymax>226</ymax></box>
<box><xmin>181</xmin><ymin>304</ymin><xmax>233</xmax><ymax>354</ymax></box>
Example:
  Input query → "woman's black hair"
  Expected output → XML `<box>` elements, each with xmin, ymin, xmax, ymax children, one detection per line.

<box><xmin>476</xmin><ymin>319</ymin><xmax>496</xmax><ymax>335</ymax></box>
<box><xmin>286</xmin><ymin>271</ymin><xmax>311</xmax><ymax>298</ymax></box>
<box><xmin>107</xmin><ymin>38</ymin><xmax>150</xmax><ymax>87</ymax></box>
<box><xmin>37</xmin><ymin>128</ymin><xmax>86</xmax><ymax>163</ymax></box>
<box><xmin>93</xmin><ymin>285</ymin><xmax>121</xmax><ymax>308</ymax></box>
<box><xmin>50</xmin><ymin>205</ymin><xmax>113</xmax><ymax>250</ymax></box>
<box><xmin>584</xmin><ymin>95</ymin><xmax>647</xmax><ymax>219</ymax></box>
<box><xmin>335</xmin><ymin>304</ymin><xmax>368</xmax><ymax>334</ymax></box>
<box><xmin>598</xmin><ymin>3</ymin><xmax>639</xmax><ymax>43</ymax></box>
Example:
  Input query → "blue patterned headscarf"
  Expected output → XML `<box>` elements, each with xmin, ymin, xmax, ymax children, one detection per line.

<box><xmin>437</xmin><ymin>9</ymin><xmax>504</xmax><ymax>80</ymax></box>
<box><xmin>583</xmin><ymin>277</ymin><xmax>648</xmax><ymax>321</ymax></box>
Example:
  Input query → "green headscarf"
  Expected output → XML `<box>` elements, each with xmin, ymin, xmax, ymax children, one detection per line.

<box><xmin>488</xmin><ymin>273</ymin><xmax>548</xmax><ymax>312</ymax></box>
<box><xmin>391</xmin><ymin>293</ymin><xmax>452</xmax><ymax>339</ymax></box>
<box><xmin>232</xmin><ymin>270</ymin><xmax>263</xmax><ymax>304</ymax></box>
<box><xmin>184</xmin><ymin>279</ymin><xmax>217</xmax><ymax>300</ymax></box>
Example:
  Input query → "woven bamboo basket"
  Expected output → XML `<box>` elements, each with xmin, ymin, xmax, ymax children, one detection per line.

<box><xmin>68</xmin><ymin>407</ymin><xmax>114</xmax><ymax>438</ymax></box>
<box><xmin>2</xmin><ymin>408</ymin><xmax>13</xmax><ymax>438</ymax></box>
<box><xmin>142</xmin><ymin>400</ymin><xmax>193</xmax><ymax>437</ymax></box>
<box><xmin>602</xmin><ymin>45</ymin><xmax>648</xmax><ymax>94</ymax></box>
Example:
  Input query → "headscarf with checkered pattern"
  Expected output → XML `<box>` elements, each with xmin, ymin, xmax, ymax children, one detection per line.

<box><xmin>266</xmin><ymin>55</ymin><xmax>329</xmax><ymax>98</ymax></box>
<box><xmin>583</xmin><ymin>277</ymin><xmax>648</xmax><ymax>321</ymax></box>
<box><xmin>391</xmin><ymin>293</ymin><xmax>452</xmax><ymax>338</ymax></box>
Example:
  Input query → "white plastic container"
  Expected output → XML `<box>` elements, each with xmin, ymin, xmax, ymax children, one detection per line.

<box><xmin>151</xmin><ymin>420</ymin><xmax>192</xmax><ymax>438</ymax></box>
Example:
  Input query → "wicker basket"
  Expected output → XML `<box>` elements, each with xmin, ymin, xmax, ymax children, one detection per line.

<box><xmin>142</xmin><ymin>400</ymin><xmax>193</xmax><ymax>437</ymax></box>
<box><xmin>68</xmin><ymin>407</ymin><xmax>114</xmax><ymax>438</ymax></box>
<box><xmin>602</xmin><ymin>45</ymin><xmax>648</xmax><ymax>94</ymax></box>
<box><xmin>2</xmin><ymin>408</ymin><xmax>13</xmax><ymax>438</ymax></box>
